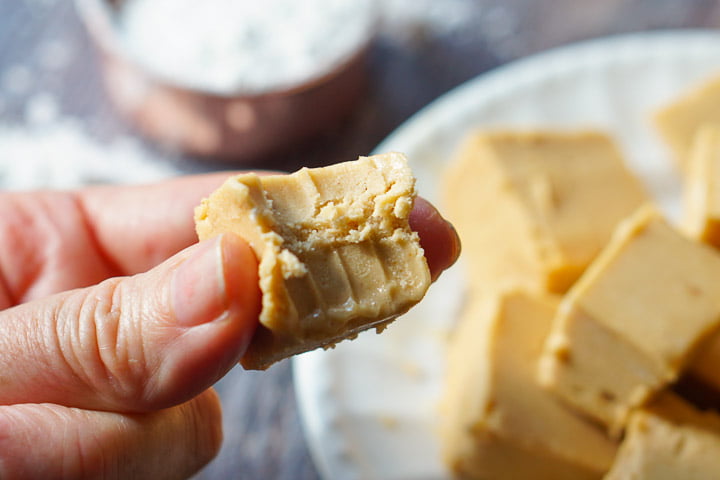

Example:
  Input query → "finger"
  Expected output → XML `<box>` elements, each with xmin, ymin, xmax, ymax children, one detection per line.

<box><xmin>409</xmin><ymin>196</ymin><xmax>461</xmax><ymax>281</ymax></box>
<box><xmin>0</xmin><ymin>275</ymin><xmax>12</xmax><ymax>311</ymax></box>
<box><xmin>0</xmin><ymin>234</ymin><xmax>260</xmax><ymax>412</ymax></box>
<box><xmin>0</xmin><ymin>191</ymin><xmax>119</xmax><ymax>306</ymax></box>
<box><xmin>0</xmin><ymin>174</ymin><xmax>232</xmax><ymax>305</ymax></box>
<box><xmin>77</xmin><ymin>173</ymin><xmax>235</xmax><ymax>275</ymax></box>
<box><xmin>0</xmin><ymin>389</ymin><xmax>222</xmax><ymax>480</ymax></box>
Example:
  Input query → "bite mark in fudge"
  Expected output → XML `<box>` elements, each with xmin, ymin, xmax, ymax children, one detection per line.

<box><xmin>195</xmin><ymin>153</ymin><xmax>431</xmax><ymax>370</ymax></box>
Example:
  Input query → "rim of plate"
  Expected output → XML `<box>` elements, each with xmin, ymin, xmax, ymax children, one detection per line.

<box><xmin>375</xmin><ymin>28</ymin><xmax>720</xmax><ymax>167</ymax></box>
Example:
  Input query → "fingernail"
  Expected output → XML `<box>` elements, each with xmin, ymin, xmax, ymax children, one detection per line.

<box><xmin>448</xmin><ymin>220</ymin><xmax>462</xmax><ymax>263</ymax></box>
<box><xmin>409</xmin><ymin>197</ymin><xmax>462</xmax><ymax>281</ymax></box>
<box><xmin>172</xmin><ymin>236</ymin><xmax>228</xmax><ymax>327</ymax></box>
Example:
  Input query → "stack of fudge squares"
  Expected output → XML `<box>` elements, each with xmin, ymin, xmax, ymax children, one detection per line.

<box><xmin>440</xmin><ymin>74</ymin><xmax>720</xmax><ymax>480</ymax></box>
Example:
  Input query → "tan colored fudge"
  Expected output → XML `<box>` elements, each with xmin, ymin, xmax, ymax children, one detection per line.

<box><xmin>604</xmin><ymin>394</ymin><xmax>720</xmax><ymax>480</ymax></box>
<box><xmin>441</xmin><ymin>290</ymin><xmax>617</xmax><ymax>480</ymax></box>
<box><xmin>195</xmin><ymin>153</ymin><xmax>431</xmax><ymax>369</ymax></box>
<box><xmin>443</xmin><ymin>130</ymin><xmax>648</xmax><ymax>294</ymax></box>
<box><xmin>683</xmin><ymin>124</ymin><xmax>720</xmax><ymax>248</ymax></box>
<box><xmin>539</xmin><ymin>206</ymin><xmax>720</xmax><ymax>430</ymax></box>
<box><xmin>655</xmin><ymin>74</ymin><xmax>720</xmax><ymax>171</ymax></box>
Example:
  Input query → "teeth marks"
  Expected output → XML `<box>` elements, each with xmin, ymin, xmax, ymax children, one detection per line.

<box><xmin>262</xmin><ymin>169</ymin><xmax>319</xmax><ymax>226</ymax></box>
<box><xmin>330</xmin><ymin>248</ymin><xmax>359</xmax><ymax>319</ymax></box>
<box><xmin>299</xmin><ymin>168</ymin><xmax>323</xmax><ymax>217</ymax></box>
<box><xmin>283</xmin><ymin>263</ymin><xmax>327</xmax><ymax>335</ymax></box>
<box><xmin>338</xmin><ymin>242</ymin><xmax>391</xmax><ymax>320</ymax></box>
<box><xmin>196</xmin><ymin>155</ymin><xmax>431</xmax><ymax>369</ymax></box>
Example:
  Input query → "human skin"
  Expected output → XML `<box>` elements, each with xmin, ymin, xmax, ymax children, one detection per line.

<box><xmin>0</xmin><ymin>173</ymin><xmax>460</xmax><ymax>479</ymax></box>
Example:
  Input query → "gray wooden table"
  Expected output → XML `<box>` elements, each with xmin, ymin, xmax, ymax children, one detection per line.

<box><xmin>2</xmin><ymin>0</ymin><xmax>720</xmax><ymax>478</ymax></box>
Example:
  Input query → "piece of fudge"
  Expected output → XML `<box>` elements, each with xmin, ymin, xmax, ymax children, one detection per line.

<box><xmin>604</xmin><ymin>393</ymin><xmax>720</xmax><ymax>480</ymax></box>
<box><xmin>195</xmin><ymin>153</ymin><xmax>431</xmax><ymax>370</ymax></box>
<box><xmin>441</xmin><ymin>290</ymin><xmax>617</xmax><ymax>480</ymax></box>
<box><xmin>442</xmin><ymin>130</ymin><xmax>648</xmax><ymax>294</ymax></box>
<box><xmin>539</xmin><ymin>206</ymin><xmax>720</xmax><ymax>430</ymax></box>
<box><xmin>655</xmin><ymin>74</ymin><xmax>720</xmax><ymax>171</ymax></box>
<box><xmin>688</xmin><ymin>332</ymin><xmax>720</xmax><ymax>393</ymax></box>
<box><xmin>677</xmin><ymin>124</ymin><xmax>720</xmax><ymax>395</ymax></box>
<box><xmin>683</xmin><ymin>124</ymin><xmax>720</xmax><ymax>248</ymax></box>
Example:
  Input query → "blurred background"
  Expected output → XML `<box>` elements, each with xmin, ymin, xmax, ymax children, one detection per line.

<box><xmin>2</xmin><ymin>0</ymin><xmax>720</xmax><ymax>478</ymax></box>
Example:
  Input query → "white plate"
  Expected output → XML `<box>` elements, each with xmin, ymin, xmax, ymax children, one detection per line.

<box><xmin>293</xmin><ymin>30</ymin><xmax>720</xmax><ymax>480</ymax></box>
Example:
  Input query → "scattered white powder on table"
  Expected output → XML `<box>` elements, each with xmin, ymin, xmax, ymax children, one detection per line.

<box><xmin>117</xmin><ymin>0</ymin><xmax>375</xmax><ymax>95</ymax></box>
<box><xmin>378</xmin><ymin>0</ymin><xmax>485</xmax><ymax>37</ymax></box>
<box><xmin>0</xmin><ymin>119</ymin><xmax>176</xmax><ymax>190</ymax></box>
<box><xmin>2</xmin><ymin>65</ymin><xmax>33</xmax><ymax>96</ymax></box>
<box><xmin>37</xmin><ymin>39</ymin><xmax>75</xmax><ymax>71</ymax></box>
<box><xmin>377</xmin><ymin>0</ymin><xmax>519</xmax><ymax>57</ymax></box>
<box><xmin>24</xmin><ymin>92</ymin><xmax>60</xmax><ymax>126</ymax></box>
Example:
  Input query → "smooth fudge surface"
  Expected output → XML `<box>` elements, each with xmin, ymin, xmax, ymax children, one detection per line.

<box><xmin>689</xmin><ymin>330</ymin><xmax>720</xmax><ymax>392</ymax></box>
<box><xmin>604</xmin><ymin>394</ymin><xmax>720</xmax><ymax>480</ymax></box>
<box><xmin>195</xmin><ymin>153</ymin><xmax>431</xmax><ymax>369</ymax></box>
<box><xmin>443</xmin><ymin>130</ymin><xmax>648</xmax><ymax>294</ymax></box>
<box><xmin>684</xmin><ymin>124</ymin><xmax>720</xmax><ymax>248</ymax></box>
<box><xmin>655</xmin><ymin>74</ymin><xmax>720</xmax><ymax>171</ymax></box>
<box><xmin>539</xmin><ymin>206</ymin><xmax>720</xmax><ymax>430</ymax></box>
<box><xmin>441</xmin><ymin>290</ymin><xmax>617</xmax><ymax>480</ymax></box>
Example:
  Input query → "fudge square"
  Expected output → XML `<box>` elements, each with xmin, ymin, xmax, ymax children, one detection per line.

<box><xmin>655</xmin><ymin>73</ymin><xmax>720</xmax><ymax>171</ymax></box>
<box><xmin>441</xmin><ymin>290</ymin><xmax>617</xmax><ymax>480</ymax></box>
<box><xmin>605</xmin><ymin>393</ymin><xmax>720</xmax><ymax>480</ymax></box>
<box><xmin>539</xmin><ymin>206</ymin><xmax>720</xmax><ymax>430</ymax></box>
<box><xmin>195</xmin><ymin>153</ymin><xmax>431</xmax><ymax>370</ymax></box>
<box><xmin>683</xmin><ymin>124</ymin><xmax>720</xmax><ymax>249</ymax></box>
<box><xmin>682</xmin><ymin>124</ymin><xmax>720</xmax><ymax>391</ymax></box>
<box><xmin>442</xmin><ymin>130</ymin><xmax>648</xmax><ymax>294</ymax></box>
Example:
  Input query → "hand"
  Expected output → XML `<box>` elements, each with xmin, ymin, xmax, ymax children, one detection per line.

<box><xmin>0</xmin><ymin>173</ymin><xmax>459</xmax><ymax>479</ymax></box>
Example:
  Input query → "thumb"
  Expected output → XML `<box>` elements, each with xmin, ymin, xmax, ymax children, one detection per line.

<box><xmin>0</xmin><ymin>233</ymin><xmax>260</xmax><ymax>412</ymax></box>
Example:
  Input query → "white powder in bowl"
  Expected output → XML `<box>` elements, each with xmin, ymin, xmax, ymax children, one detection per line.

<box><xmin>116</xmin><ymin>0</ymin><xmax>375</xmax><ymax>95</ymax></box>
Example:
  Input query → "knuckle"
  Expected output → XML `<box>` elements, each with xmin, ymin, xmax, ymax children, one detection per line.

<box><xmin>55</xmin><ymin>277</ymin><xmax>153</xmax><ymax>410</ymax></box>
